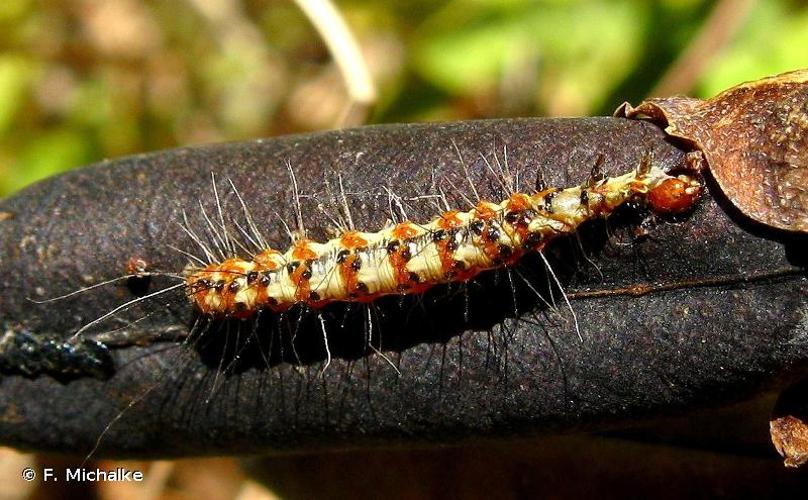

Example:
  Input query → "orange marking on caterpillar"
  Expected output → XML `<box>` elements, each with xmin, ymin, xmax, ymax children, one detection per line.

<box><xmin>435</xmin><ymin>234</ymin><xmax>457</xmax><ymax>276</ymax></box>
<box><xmin>339</xmin><ymin>254</ymin><xmax>362</xmax><ymax>297</ymax></box>
<box><xmin>648</xmin><ymin>176</ymin><xmax>702</xmax><ymax>214</ymax></box>
<box><xmin>125</xmin><ymin>257</ymin><xmax>149</xmax><ymax>277</ymax></box>
<box><xmin>436</xmin><ymin>212</ymin><xmax>464</xmax><ymax>276</ymax></box>
<box><xmin>473</xmin><ymin>201</ymin><xmax>498</xmax><ymax>220</ymax></box>
<box><xmin>392</xmin><ymin>222</ymin><xmax>419</xmax><ymax>240</ymax></box>
<box><xmin>340</xmin><ymin>231</ymin><xmax>368</xmax><ymax>249</ymax></box>
<box><xmin>292</xmin><ymin>241</ymin><xmax>318</xmax><ymax>261</ymax></box>
<box><xmin>506</xmin><ymin>193</ymin><xmax>532</xmax><ymax>212</ymax></box>
<box><xmin>437</xmin><ymin>211</ymin><xmax>463</xmax><ymax>229</ymax></box>
<box><xmin>290</xmin><ymin>262</ymin><xmax>312</xmax><ymax>303</ymax></box>
<box><xmin>387</xmin><ymin>240</ymin><xmax>414</xmax><ymax>292</ymax></box>
<box><xmin>253</xmin><ymin>248</ymin><xmax>282</xmax><ymax>270</ymax></box>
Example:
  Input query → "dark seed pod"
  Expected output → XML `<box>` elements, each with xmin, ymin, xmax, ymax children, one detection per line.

<box><xmin>0</xmin><ymin>103</ymin><xmax>805</xmax><ymax>460</ymax></box>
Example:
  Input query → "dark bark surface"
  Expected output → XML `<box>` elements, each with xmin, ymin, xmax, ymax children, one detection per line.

<box><xmin>0</xmin><ymin>117</ymin><xmax>805</xmax><ymax>457</ymax></box>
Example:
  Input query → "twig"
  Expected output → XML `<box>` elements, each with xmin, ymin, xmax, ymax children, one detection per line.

<box><xmin>294</xmin><ymin>0</ymin><xmax>377</xmax><ymax>126</ymax></box>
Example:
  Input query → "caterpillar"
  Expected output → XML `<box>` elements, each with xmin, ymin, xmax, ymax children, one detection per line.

<box><xmin>64</xmin><ymin>154</ymin><xmax>702</xmax><ymax>422</ymax></box>
<box><xmin>185</xmin><ymin>161</ymin><xmax>701</xmax><ymax>319</ymax></box>
<box><xmin>36</xmin><ymin>141</ymin><xmax>703</xmax><ymax>384</ymax></box>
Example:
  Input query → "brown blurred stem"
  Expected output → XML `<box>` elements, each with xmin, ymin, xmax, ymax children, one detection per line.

<box><xmin>294</xmin><ymin>0</ymin><xmax>377</xmax><ymax>127</ymax></box>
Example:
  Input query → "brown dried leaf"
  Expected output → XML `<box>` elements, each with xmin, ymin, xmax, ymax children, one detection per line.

<box><xmin>616</xmin><ymin>69</ymin><xmax>808</xmax><ymax>233</ymax></box>
<box><xmin>771</xmin><ymin>415</ymin><xmax>808</xmax><ymax>468</ymax></box>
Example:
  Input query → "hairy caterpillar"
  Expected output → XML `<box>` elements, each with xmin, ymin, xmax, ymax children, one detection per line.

<box><xmin>38</xmin><ymin>145</ymin><xmax>703</xmax><ymax>416</ymax></box>
<box><xmin>66</xmin><ymin>148</ymin><xmax>703</xmax><ymax>367</ymax></box>
<box><xmin>184</xmin><ymin>163</ymin><xmax>701</xmax><ymax>319</ymax></box>
<box><xmin>60</xmin><ymin>152</ymin><xmax>702</xmax><ymax>460</ymax></box>
<box><xmin>7</xmin><ymin>118</ymin><xmax>704</xmax><ymax>386</ymax></box>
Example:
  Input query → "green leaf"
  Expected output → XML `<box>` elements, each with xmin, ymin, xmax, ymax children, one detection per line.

<box><xmin>0</xmin><ymin>55</ymin><xmax>37</xmax><ymax>135</ymax></box>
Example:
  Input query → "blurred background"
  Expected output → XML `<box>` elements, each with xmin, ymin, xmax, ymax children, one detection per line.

<box><xmin>1</xmin><ymin>0</ymin><xmax>807</xmax><ymax>498</ymax></box>
<box><xmin>1</xmin><ymin>0</ymin><xmax>807</xmax><ymax>197</ymax></box>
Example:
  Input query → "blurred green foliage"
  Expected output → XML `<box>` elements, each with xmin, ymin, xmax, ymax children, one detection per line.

<box><xmin>0</xmin><ymin>0</ymin><xmax>806</xmax><ymax>197</ymax></box>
